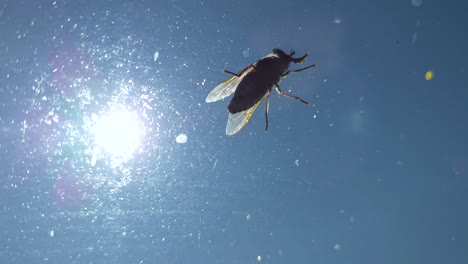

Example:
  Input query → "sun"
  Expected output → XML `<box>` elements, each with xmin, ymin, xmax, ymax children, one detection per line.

<box><xmin>92</xmin><ymin>109</ymin><xmax>144</xmax><ymax>163</ymax></box>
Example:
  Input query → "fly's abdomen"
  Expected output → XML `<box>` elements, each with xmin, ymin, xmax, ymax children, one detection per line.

<box><xmin>228</xmin><ymin>72</ymin><xmax>271</xmax><ymax>113</ymax></box>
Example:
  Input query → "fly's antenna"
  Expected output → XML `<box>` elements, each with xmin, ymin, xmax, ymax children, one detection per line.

<box><xmin>289</xmin><ymin>49</ymin><xmax>296</xmax><ymax>57</ymax></box>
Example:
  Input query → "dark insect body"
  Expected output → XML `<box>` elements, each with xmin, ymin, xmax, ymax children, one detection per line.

<box><xmin>206</xmin><ymin>48</ymin><xmax>315</xmax><ymax>135</ymax></box>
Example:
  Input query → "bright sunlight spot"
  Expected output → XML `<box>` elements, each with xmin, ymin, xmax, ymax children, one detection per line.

<box><xmin>93</xmin><ymin>109</ymin><xmax>144</xmax><ymax>163</ymax></box>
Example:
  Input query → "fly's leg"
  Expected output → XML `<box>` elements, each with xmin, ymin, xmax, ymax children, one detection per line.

<box><xmin>275</xmin><ymin>84</ymin><xmax>309</xmax><ymax>105</ymax></box>
<box><xmin>291</xmin><ymin>52</ymin><xmax>308</xmax><ymax>63</ymax></box>
<box><xmin>224</xmin><ymin>69</ymin><xmax>241</xmax><ymax>77</ymax></box>
<box><xmin>264</xmin><ymin>93</ymin><xmax>270</xmax><ymax>132</ymax></box>
<box><xmin>282</xmin><ymin>64</ymin><xmax>316</xmax><ymax>77</ymax></box>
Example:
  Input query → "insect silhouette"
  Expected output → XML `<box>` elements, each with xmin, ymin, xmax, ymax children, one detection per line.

<box><xmin>206</xmin><ymin>48</ymin><xmax>315</xmax><ymax>135</ymax></box>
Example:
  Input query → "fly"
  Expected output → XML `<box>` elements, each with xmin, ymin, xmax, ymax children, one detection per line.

<box><xmin>206</xmin><ymin>48</ymin><xmax>315</xmax><ymax>135</ymax></box>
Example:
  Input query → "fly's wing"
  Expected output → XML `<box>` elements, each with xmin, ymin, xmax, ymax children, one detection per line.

<box><xmin>225</xmin><ymin>92</ymin><xmax>268</xmax><ymax>135</ymax></box>
<box><xmin>206</xmin><ymin>75</ymin><xmax>241</xmax><ymax>103</ymax></box>
<box><xmin>206</xmin><ymin>64</ymin><xmax>255</xmax><ymax>103</ymax></box>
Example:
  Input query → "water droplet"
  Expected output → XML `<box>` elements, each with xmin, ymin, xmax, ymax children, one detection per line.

<box><xmin>176</xmin><ymin>133</ymin><xmax>188</xmax><ymax>144</ymax></box>
<box><xmin>411</xmin><ymin>0</ymin><xmax>423</xmax><ymax>7</ymax></box>
<box><xmin>154</xmin><ymin>51</ymin><xmax>159</xmax><ymax>62</ymax></box>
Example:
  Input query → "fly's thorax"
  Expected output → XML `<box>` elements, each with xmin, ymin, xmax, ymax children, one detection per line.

<box><xmin>256</xmin><ymin>56</ymin><xmax>291</xmax><ymax>79</ymax></box>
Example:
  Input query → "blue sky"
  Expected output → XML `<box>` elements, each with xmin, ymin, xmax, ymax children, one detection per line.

<box><xmin>1</xmin><ymin>0</ymin><xmax>467</xmax><ymax>263</ymax></box>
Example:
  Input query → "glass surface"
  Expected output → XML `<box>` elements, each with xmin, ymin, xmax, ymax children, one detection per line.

<box><xmin>1</xmin><ymin>0</ymin><xmax>467</xmax><ymax>263</ymax></box>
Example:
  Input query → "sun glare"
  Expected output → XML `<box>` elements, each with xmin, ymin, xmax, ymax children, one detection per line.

<box><xmin>93</xmin><ymin>109</ymin><xmax>144</xmax><ymax>163</ymax></box>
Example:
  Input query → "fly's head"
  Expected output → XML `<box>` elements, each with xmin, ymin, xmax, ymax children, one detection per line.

<box><xmin>272</xmin><ymin>49</ymin><xmax>289</xmax><ymax>60</ymax></box>
<box><xmin>272</xmin><ymin>48</ymin><xmax>309</xmax><ymax>64</ymax></box>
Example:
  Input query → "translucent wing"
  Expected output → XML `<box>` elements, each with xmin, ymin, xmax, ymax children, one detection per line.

<box><xmin>206</xmin><ymin>75</ymin><xmax>241</xmax><ymax>103</ymax></box>
<box><xmin>206</xmin><ymin>64</ymin><xmax>255</xmax><ymax>103</ymax></box>
<box><xmin>225</xmin><ymin>92</ymin><xmax>268</xmax><ymax>135</ymax></box>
